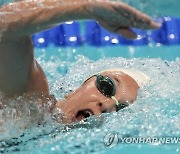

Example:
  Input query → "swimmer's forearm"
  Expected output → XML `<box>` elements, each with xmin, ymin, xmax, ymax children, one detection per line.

<box><xmin>0</xmin><ymin>0</ymin><xmax>90</xmax><ymax>36</ymax></box>
<box><xmin>0</xmin><ymin>0</ymin><xmax>160</xmax><ymax>38</ymax></box>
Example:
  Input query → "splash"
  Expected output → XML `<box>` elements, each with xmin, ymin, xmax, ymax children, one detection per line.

<box><xmin>39</xmin><ymin>56</ymin><xmax>180</xmax><ymax>153</ymax></box>
<box><xmin>0</xmin><ymin>56</ymin><xmax>178</xmax><ymax>153</ymax></box>
<box><xmin>0</xmin><ymin>0</ymin><xmax>179</xmax><ymax>153</ymax></box>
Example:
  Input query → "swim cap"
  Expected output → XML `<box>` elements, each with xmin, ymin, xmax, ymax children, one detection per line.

<box><xmin>99</xmin><ymin>68</ymin><xmax>150</xmax><ymax>88</ymax></box>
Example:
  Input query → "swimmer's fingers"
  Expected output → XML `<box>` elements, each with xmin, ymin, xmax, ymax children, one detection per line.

<box><xmin>112</xmin><ymin>2</ymin><xmax>161</xmax><ymax>29</ymax></box>
<box><xmin>87</xmin><ymin>0</ymin><xmax>160</xmax><ymax>34</ymax></box>
<box><xmin>118</xmin><ymin>28</ymin><xmax>137</xmax><ymax>39</ymax></box>
<box><xmin>98</xmin><ymin>19</ymin><xmax>137</xmax><ymax>39</ymax></box>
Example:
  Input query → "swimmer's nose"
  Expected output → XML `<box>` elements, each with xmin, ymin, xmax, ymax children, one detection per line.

<box><xmin>96</xmin><ymin>101</ymin><xmax>115</xmax><ymax>114</ymax></box>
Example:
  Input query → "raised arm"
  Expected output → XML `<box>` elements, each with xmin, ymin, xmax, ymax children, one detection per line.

<box><xmin>0</xmin><ymin>0</ymin><xmax>160</xmax><ymax>97</ymax></box>
<box><xmin>0</xmin><ymin>0</ymin><xmax>160</xmax><ymax>38</ymax></box>
<box><xmin>0</xmin><ymin>0</ymin><xmax>88</xmax><ymax>36</ymax></box>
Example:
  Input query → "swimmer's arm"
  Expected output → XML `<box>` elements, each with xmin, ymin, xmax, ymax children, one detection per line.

<box><xmin>0</xmin><ymin>0</ymin><xmax>160</xmax><ymax>39</ymax></box>
<box><xmin>0</xmin><ymin>0</ymin><xmax>88</xmax><ymax>36</ymax></box>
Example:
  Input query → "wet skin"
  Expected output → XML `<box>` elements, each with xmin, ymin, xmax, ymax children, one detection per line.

<box><xmin>0</xmin><ymin>0</ymin><xmax>160</xmax><ymax>124</ymax></box>
<box><xmin>55</xmin><ymin>71</ymin><xmax>139</xmax><ymax>123</ymax></box>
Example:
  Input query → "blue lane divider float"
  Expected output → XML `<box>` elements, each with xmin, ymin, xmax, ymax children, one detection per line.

<box><xmin>119</xmin><ymin>29</ymin><xmax>148</xmax><ymax>46</ymax></box>
<box><xmin>85</xmin><ymin>21</ymin><xmax>101</xmax><ymax>45</ymax></box>
<box><xmin>32</xmin><ymin>21</ymin><xmax>82</xmax><ymax>47</ymax></box>
<box><xmin>32</xmin><ymin>30</ymin><xmax>49</xmax><ymax>48</ymax></box>
<box><xmin>47</xmin><ymin>25</ymin><xmax>65</xmax><ymax>46</ymax></box>
<box><xmin>85</xmin><ymin>20</ymin><xmax>149</xmax><ymax>46</ymax></box>
<box><xmin>62</xmin><ymin>21</ymin><xmax>82</xmax><ymax>46</ymax></box>
<box><xmin>150</xmin><ymin>17</ymin><xmax>180</xmax><ymax>45</ymax></box>
<box><xmin>177</xmin><ymin>18</ymin><xmax>180</xmax><ymax>44</ymax></box>
<box><xmin>85</xmin><ymin>20</ymin><xmax>120</xmax><ymax>46</ymax></box>
<box><xmin>32</xmin><ymin>17</ymin><xmax>180</xmax><ymax>47</ymax></box>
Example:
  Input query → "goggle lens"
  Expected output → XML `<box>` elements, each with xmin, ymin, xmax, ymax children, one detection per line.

<box><xmin>96</xmin><ymin>75</ymin><xmax>116</xmax><ymax>98</ymax></box>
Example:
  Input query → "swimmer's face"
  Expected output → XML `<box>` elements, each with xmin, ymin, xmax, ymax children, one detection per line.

<box><xmin>55</xmin><ymin>71</ymin><xmax>139</xmax><ymax>123</ymax></box>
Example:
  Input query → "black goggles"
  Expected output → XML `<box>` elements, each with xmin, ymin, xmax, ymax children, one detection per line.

<box><xmin>95</xmin><ymin>74</ymin><xmax>116</xmax><ymax>98</ymax></box>
<box><xmin>85</xmin><ymin>74</ymin><xmax>129</xmax><ymax>111</ymax></box>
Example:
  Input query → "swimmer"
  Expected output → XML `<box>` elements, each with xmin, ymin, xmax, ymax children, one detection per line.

<box><xmin>0</xmin><ymin>0</ymin><xmax>160</xmax><ymax>123</ymax></box>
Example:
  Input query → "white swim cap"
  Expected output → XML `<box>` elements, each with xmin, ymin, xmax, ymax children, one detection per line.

<box><xmin>99</xmin><ymin>68</ymin><xmax>150</xmax><ymax>88</ymax></box>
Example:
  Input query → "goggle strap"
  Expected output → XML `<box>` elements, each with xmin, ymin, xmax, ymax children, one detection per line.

<box><xmin>111</xmin><ymin>96</ymin><xmax>119</xmax><ymax>106</ymax></box>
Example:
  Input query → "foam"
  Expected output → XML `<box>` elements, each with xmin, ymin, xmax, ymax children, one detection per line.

<box><xmin>1</xmin><ymin>55</ymin><xmax>180</xmax><ymax>153</ymax></box>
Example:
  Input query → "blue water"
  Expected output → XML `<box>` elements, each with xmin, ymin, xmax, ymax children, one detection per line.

<box><xmin>37</xmin><ymin>45</ymin><xmax>180</xmax><ymax>154</ymax></box>
<box><xmin>0</xmin><ymin>0</ymin><xmax>180</xmax><ymax>154</ymax></box>
<box><xmin>1</xmin><ymin>45</ymin><xmax>179</xmax><ymax>153</ymax></box>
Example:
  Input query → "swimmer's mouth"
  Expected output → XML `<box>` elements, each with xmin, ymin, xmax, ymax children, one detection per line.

<box><xmin>75</xmin><ymin>109</ymin><xmax>94</xmax><ymax>121</ymax></box>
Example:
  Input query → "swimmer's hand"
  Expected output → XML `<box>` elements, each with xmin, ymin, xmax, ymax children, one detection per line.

<box><xmin>86</xmin><ymin>0</ymin><xmax>160</xmax><ymax>39</ymax></box>
<box><xmin>0</xmin><ymin>0</ymin><xmax>160</xmax><ymax>38</ymax></box>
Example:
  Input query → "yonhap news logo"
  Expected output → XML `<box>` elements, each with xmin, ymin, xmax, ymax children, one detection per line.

<box><xmin>104</xmin><ymin>132</ymin><xmax>119</xmax><ymax>148</ymax></box>
<box><xmin>103</xmin><ymin>132</ymin><xmax>180</xmax><ymax>148</ymax></box>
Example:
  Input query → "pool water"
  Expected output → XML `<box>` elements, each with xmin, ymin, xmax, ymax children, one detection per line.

<box><xmin>0</xmin><ymin>0</ymin><xmax>180</xmax><ymax>154</ymax></box>
<box><xmin>0</xmin><ymin>45</ymin><xmax>179</xmax><ymax>153</ymax></box>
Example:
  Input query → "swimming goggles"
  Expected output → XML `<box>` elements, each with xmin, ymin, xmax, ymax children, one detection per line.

<box><xmin>84</xmin><ymin>74</ymin><xmax>129</xmax><ymax>111</ymax></box>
